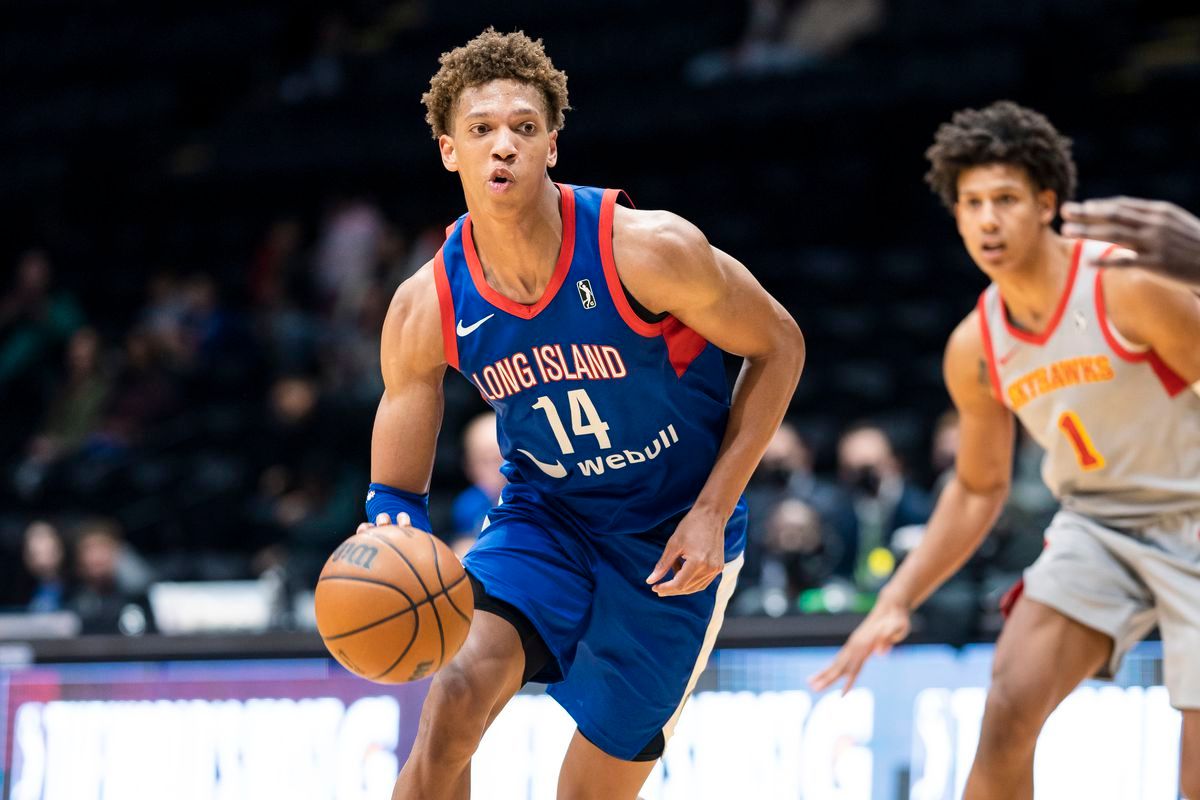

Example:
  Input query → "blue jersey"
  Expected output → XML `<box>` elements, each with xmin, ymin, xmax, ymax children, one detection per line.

<box><xmin>434</xmin><ymin>183</ymin><xmax>735</xmax><ymax>536</ymax></box>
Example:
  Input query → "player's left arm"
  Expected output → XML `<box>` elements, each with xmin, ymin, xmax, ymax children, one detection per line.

<box><xmin>1103</xmin><ymin>265</ymin><xmax>1200</xmax><ymax>385</ymax></box>
<box><xmin>614</xmin><ymin>207</ymin><xmax>806</xmax><ymax>596</ymax></box>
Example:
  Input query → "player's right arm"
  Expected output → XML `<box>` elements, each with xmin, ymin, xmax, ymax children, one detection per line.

<box><xmin>361</xmin><ymin>261</ymin><xmax>448</xmax><ymax>532</ymax></box>
<box><xmin>809</xmin><ymin>311</ymin><xmax>1015</xmax><ymax>692</ymax></box>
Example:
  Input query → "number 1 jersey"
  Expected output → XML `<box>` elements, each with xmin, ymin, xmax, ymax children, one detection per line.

<box><xmin>977</xmin><ymin>238</ymin><xmax>1200</xmax><ymax>526</ymax></box>
<box><xmin>433</xmin><ymin>184</ymin><xmax>736</xmax><ymax>536</ymax></box>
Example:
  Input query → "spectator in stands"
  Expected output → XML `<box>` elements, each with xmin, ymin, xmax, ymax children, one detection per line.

<box><xmin>837</xmin><ymin>422</ymin><xmax>931</xmax><ymax>590</ymax></box>
<box><xmin>17</xmin><ymin>520</ymin><xmax>69</xmax><ymax>613</ymax></box>
<box><xmin>0</xmin><ymin>249</ymin><xmax>84</xmax><ymax>387</ymax></box>
<box><xmin>320</xmin><ymin>280</ymin><xmax>388</xmax><ymax>407</ymax></box>
<box><xmin>68</xmin><ymin>518</ymin><xmax>153</xmax><ymax>635</ymax></box>
<box><xmin>744</xmin><ymin>421</ymin><xmax>857</xmax><ymax>581</ymax></box>
<box><xmin>449</xmin><ymin>412</ymin><xmax>506</xmax><ymax>557</ymax></box>
<box><xmin>94</xmin><ymin>328</ymin><xmax>181</xmax><ymax>451</ymax></box>
<box><xmin>177</xmin><ymin>273</ymin><xmax>232</xmax><ymax>368</ymax></box>
<box><xmin>249</xmin><ymin>374</ymin><xmax>364</xmax><ymax>584</ymax></box>
<box><xmin>314</xmin><ymin>197</ymin><xmax>384</xmax><ymax>321</ymax></box>
<box><xmin>14</xmin><ymin>327</ymin><xmax>113</xmax><ymax>498</ymax></box>
<box><xmin>0</xmin><ymin>250</ymin><xmax>84</xmax><ymax>456</ymax></box>
<box><xmin>762</xmin><ymin>498</ymin><xmax>840</xmax><ymax>609</ymax></box>
<box><xmin>250</xmin><ymin>220</ymin><xmax>322</xmax><ymax>375</ymax></box>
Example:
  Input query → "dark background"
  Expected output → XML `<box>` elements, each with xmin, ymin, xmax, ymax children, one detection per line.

<box><xmin>1</xmin><ymin>0</ymin><xmax>1196</xmax><ymax>632</ymax></box>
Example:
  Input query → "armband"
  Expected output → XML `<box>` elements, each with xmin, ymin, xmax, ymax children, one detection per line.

<box><xmin>365</xmin><ymin>483</ymin><xmax>432</xmax><ymax>533</ymax></box>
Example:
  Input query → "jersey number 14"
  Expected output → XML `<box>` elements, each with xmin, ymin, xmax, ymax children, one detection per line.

<box><xmin>532</xmin><ymin>389</ymin><xmax>612</xmax><ymax>454</ymax></box>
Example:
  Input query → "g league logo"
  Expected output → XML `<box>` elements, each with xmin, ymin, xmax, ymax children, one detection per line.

<box><xmin>576</xmin><ymin>279</ymin><xmax>597</xmax><ymax>309</ymax></box>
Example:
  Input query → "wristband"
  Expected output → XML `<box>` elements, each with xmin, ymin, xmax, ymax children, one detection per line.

<box><xmin>365</xmin><ymin>483</ymin><xmax>432</xmax><ymax>533</ymax></box>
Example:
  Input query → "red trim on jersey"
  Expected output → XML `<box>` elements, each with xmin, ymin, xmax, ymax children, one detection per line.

<box><xmin>662</xmin><ymin>316</ymin><xmax>709</xmax><ymax>379</ymax></box>
<box><xmin>1093</xmin><ymin>269</ymin><xmax>1188</xmax><ymax>396</ymax></box>
<box><xmin>1000</xmin><ymin>239</ymin><xmax>1083</xmax><ymax>345</ymax></box>
<box><xmin>598</xmin><ymin>188</ymin><xmax>710</xmax><ymax>377</ymax></box>
<box><xmin>598</xmin><ymin>188</ymin><xmax>662</xmax><ymax>337</ymax></box>
<box><xmin>976</xmin><ymin>291</ymin><xmax>1006</xmax><ymax>405</ymax></box>
<box><xmin>460</xmin><ymin>183</ymin><xmax>577</xmax><ymax>320</ymax></box>
<box><xmin>433</xmin><ymin>248</ymin><xmax>458</xmax><ymax>371</ymax></box>
<box><xmin>444</xmin><ymin>222</ymin><xmax>456</xmax><ymax>241</ymax></box>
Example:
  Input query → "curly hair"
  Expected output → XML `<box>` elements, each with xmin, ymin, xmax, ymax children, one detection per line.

<box><xmin>421</xmin><ymin>28</ymin><xmax>570</xmax><ymax>139</ymax></box>
<box><xmin>924</xmin><ymin>100</ymin><xmax>1077</xmax><ymax>213</ymax></box>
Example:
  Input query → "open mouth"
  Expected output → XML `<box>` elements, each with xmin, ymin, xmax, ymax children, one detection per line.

<box><xmin>981</xmin><ymin>242</ymin><xmax>1006</xmax><ymax>255</ymax></box>
<box><xmin>488</xmin><ymin>169</ymin><xmax>515</xmax><ymax>190</ymax></box>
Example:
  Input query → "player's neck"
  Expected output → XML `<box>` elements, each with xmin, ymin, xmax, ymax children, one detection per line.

<box><xmin>994</xmin><ymin>232</ymin><xmax>1073</xmax><ymax>333</ymax></box>
<box><xmin>466</xmin><ymin>179</ymin><xmax>564</xmax><ymax>304</ymax></box>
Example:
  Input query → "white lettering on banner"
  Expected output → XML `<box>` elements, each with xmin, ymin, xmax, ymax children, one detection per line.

<box><xmin>475</xmin><ymin>690</ymin><xmax>874</xmax><ymax>799</ymax></box>
<box><xmin>909</xmin><ymin>686</ymin><xmax>1180</xmax><ymax>800</ymax></box>
<box><xmin>10</xmin><ymin>696</ymin><xmax>399</xmax><ymax>800</ymax></box>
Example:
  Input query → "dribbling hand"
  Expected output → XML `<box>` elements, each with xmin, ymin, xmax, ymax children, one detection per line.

<box><xmin>356</xmin><ymin>512</ymin><xmax>412</xmax><ymax>535</ymax></box>
<box><xmin>808</xmin><ymin>598</ymin><xmax>911</xmax><ymax>694</ymax></box>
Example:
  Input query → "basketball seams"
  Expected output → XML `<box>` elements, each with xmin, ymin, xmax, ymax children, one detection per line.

<box><xmin>369</xmin><ymin>615</ymin><xmax>421</xmax><ymax>682</ymax></box>
<box><xmin>318</xmin><ymin>573</ymin><xmax>468</xmax><ymax>640</ymax></box>
<box><xmin>363</xmin><ymin>530</ymin><xmax>448</xmax><ymax>670</ymax></box>
<box><xmin>430</xmin><ymin>532</ymin><xmax>471</xmax><ymax>625</ymax></box>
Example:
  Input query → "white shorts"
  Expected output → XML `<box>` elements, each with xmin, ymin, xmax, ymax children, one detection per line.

<box><xmin>1022</xmin><ymin>509</ymin><xmax>1200</xmax><ymax>709</ymax></box>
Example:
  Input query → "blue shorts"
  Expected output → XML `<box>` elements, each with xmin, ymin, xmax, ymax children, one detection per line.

<box><xmin>461</xmin><ymin>485</ymin><xmax>747</xmax><ymax>761</ymax></box>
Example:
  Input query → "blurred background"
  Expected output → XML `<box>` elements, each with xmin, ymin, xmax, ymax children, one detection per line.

<box><xmin>0</xmin><ymin>1</ymin><xmax>1196</xmax><ymax>797</ymax></box>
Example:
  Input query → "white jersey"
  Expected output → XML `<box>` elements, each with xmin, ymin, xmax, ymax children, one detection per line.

<box><xmin>978</xmin><ymin>239</ymin><xmax>1200</xmax><ymax>526</ymax></box>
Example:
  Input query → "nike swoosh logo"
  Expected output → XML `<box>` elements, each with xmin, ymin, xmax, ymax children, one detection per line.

<box><xmin>457</xmin><ymin>314</ymin><xmax>495</xmax><ymax>337</ymax></box>
<box><xmin>998</xmin><ymin>346</ymin><xmax>1019</xmax><ymax>366</ymax></box>
<box><xmin>517</xmin><ymin>448</ymin><xmax>567</xmax><ymax>479</ymax></box>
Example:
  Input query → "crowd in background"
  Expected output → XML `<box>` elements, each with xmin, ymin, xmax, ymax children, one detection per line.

<box><xmin>0</xmin><ymin>227</ymin><xmax>1055</xmax><ymax>640</ymax></box>
<box><xmin>1</xmin><ymin>0</ymin><xmax>1191</xmax><ymax>642</ymax></box>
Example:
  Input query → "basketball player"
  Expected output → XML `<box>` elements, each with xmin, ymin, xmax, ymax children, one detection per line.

<box><xmin>810</xmin><ymin>101</ymin><xmax>1200</xmax><ymax>799</ymax></box>
<box><xmin>1063</xmin><ymin>196</ymin><xmax>1200</xmax><ymax>292</ymax></box>
<box><xmin>359</xmin><ymin>29</ymin><xmax>805</xmax><ymax>799</ymax></box>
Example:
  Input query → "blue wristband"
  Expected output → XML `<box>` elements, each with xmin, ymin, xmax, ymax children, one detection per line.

<box><xmin>365</xmin><ymin>483</ymin><xmax>432</xmax><ymax>533</ymax></box>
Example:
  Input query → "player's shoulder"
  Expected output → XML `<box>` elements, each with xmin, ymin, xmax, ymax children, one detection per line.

<box><xmin>381</xmin><ymin>259</ymin><xmax>445</xmax><ymax>366</ymax></box>
<box><xmin>945</xmin><ymin>308</ymin><xmax>986</xmax><ymax>362</ymax></box>
<box><xmin>612</xmin><ymin>205</ymin><xmax>709</xmax><ymax>272</ymax></box>
<box><xmin>387</xmin><ymin>259</ymin><xmax>438</xmax><ymax>316</ymax></box>
<box><xmin>943</xmin><ymin>308</ymin><xmax>999</xmax><ymax>411</ymax></box>
<box><xmin>1101</xmin><ymin>257</ymin><xmax>1200</xmax><ymax>347</ymax></box>
<box><xmin>1101</xmin><ymin>256</ymin><xmax>1192</xmax><ymax>306</ymax></box>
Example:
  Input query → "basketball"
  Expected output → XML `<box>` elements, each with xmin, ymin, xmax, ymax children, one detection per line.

<box><xmin>314</xmin><ymin>525</ymin><xmax>473</xmax><ymax>684</ymax></box>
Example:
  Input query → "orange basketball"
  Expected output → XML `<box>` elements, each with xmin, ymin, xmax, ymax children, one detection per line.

<box><xmin>314</xmin><ymin>525</ymin><xmax>473</xmax><ymax>683</ymax></box>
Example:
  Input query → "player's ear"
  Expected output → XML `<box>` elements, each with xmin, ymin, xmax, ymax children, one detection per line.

<box><xmin>546</xmin><ymin>129</ymin><xmax>558</xmax><ymax>169</ymax></box>
<box><xmin>1038</xmin><ymin>188</ymin><xmax>1057</xmax><ymax>225</ymax></box>
<box><xmin>439</xmin><ymin>134</ymin><xmax>459</xmax><ymax>173</ymax></box>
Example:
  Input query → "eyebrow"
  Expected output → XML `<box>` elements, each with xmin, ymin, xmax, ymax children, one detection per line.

<box><xmin>960</xmin><ymin>184</ymin><xmax>1023</xmax><ymax>195</ymax></box>
<box><xmin>464</xmin><ymin>107</ymin><xmax>541</xmax><ymax>120</ymax></box>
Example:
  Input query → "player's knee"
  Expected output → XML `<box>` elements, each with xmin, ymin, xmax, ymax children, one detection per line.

<box><xmin>978</xmin><ymin>681</ymin><xmax>1044</xmax><ymax>752</ymax></box>
<box><xmin>418</xmin><ymin>663</ymin><xmax>496</xmax><ymax>759</ymax></box>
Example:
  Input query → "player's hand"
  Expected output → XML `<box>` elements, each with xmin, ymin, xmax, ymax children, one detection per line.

<box><xmin>356</xmin><ymin>512</ymin><xmax>412</xmax><ymax>535</ymax></box>
<box><xmin>1062</xmin><ymin>197</ymin><xmax>1200</xmax><ymax>289</ymax></box>
<box><xmin>808</xmin><ymin>597</ymin><xmax>911</xmax><ymax>694</ymax></box>
<box><xmin>646</xmin><ymin>508</ymin><xmax>726</xmax><ymax>597</ymax></box>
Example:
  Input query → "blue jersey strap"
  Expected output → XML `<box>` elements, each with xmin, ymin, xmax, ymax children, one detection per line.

<box><xmin>365</xmin><ymin>483</ymin><xmax>432</xmax><ymax>533</ymax></box>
